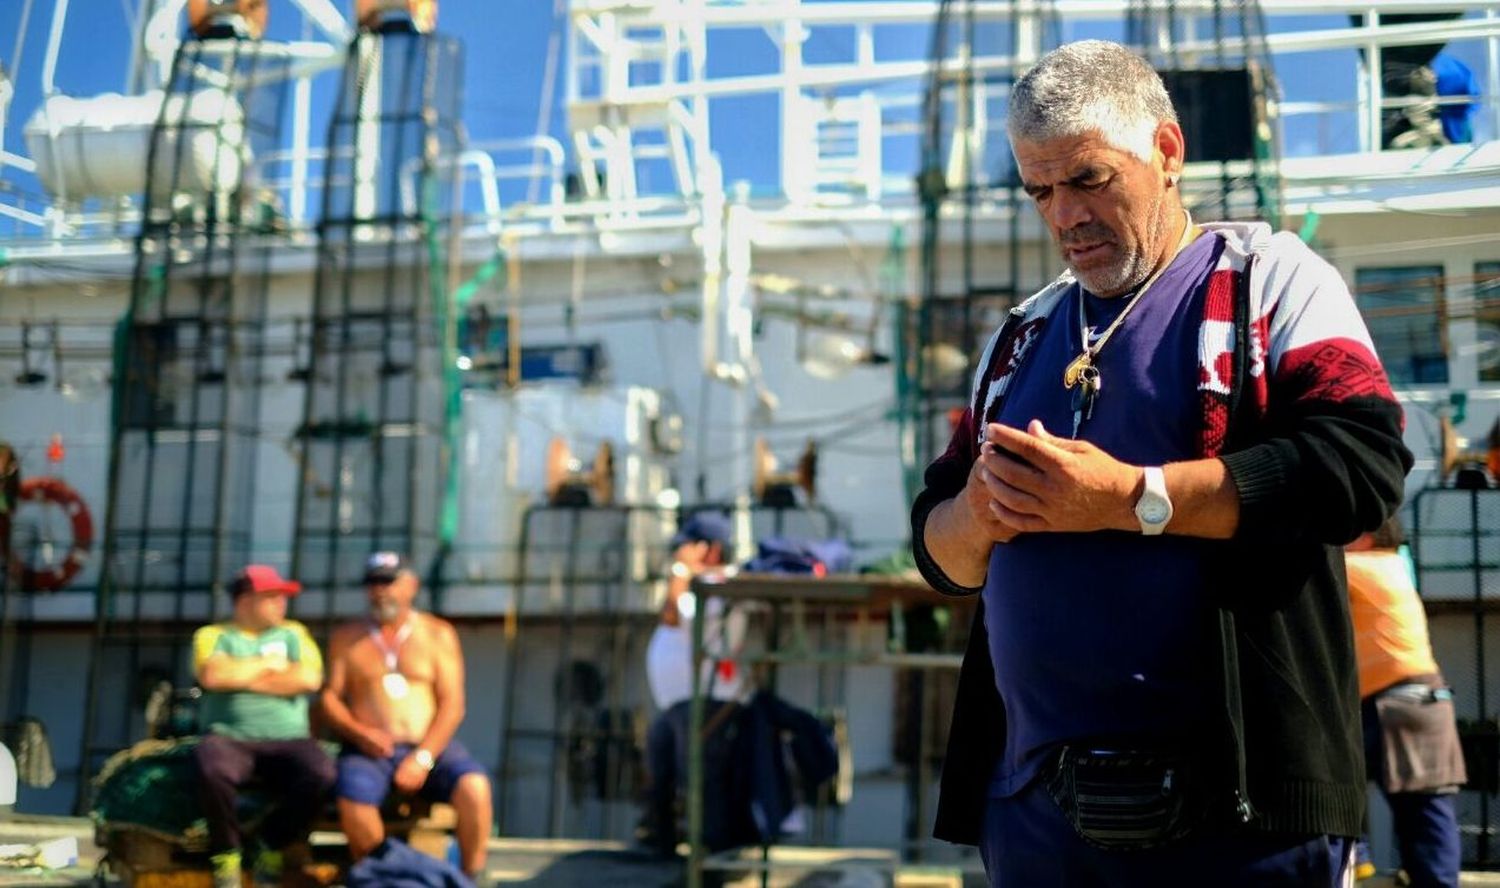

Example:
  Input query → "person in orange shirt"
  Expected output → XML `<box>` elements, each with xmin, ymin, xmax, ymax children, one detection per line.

<box><xmin>1346</xmin><ymin>516</ymin><xmax>1466</xmax><ymax>887</ymax></box>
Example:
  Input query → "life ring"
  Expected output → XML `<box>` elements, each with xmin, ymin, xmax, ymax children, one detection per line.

<box><xmin>8</xmin><ymin>477</ymin><xmax>93</xmax><ymax>592</ymax></box>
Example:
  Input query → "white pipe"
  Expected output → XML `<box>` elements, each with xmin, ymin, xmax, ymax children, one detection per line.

<box><xmin>2</xmin><ymin>150</ymin><xmax>36</xmax><ymax>173</ymax></box>
<box><xmin>699</xmin><ymin>152</ymin><xmax>725</xmax><ymax>377</ymax></box>
<box><xmin>288</xmin><ymin>0</ymin><xmax>354</xmax><ymax>44</ymax></box>
<box><xmin>1488</xmin><ymin>9</ymin><xmax>1500</xmax><ymax>142</ymax></box>
<box><xmin>143</xmin><ymin>0</ymin><xmax>188</xmax><ymax>86</ymax></box>
<box><xmin>779</xmin><ymin>17</ymin><xmax>806</xmax><ymax>204</ymax></box>
<box><xmin>290</xmin><ymin>19</ymin><xmax>313</xmax><ymax>227</ymax></box>
<box><xmin>353</xmin><ymin>37</ymin><xmax>381</xmax><ymax>224</ymax></box>
<box><xmin>124</xmin><ymin>0</ymin><xmax>150</xmax><ymax>94</ymax></box>
<box><xmin>723</xmin><ymin>193</ymin><xmax>755</xmax><ymax>557</ymax></box>
<box><xmin>0</xmin><ymin>201</ymin><xmax>50</xmax><ymax>228</ymax></box>
<box><xmin>40</xmin><ymin>0</ymin><xmax>72</xmax><ymax>96</ymax></box>
<box><xmin>0</xmin><ymin>74</ymin><xmax>11</xmax><ymax>179</ymax></box>
<box><xmin>556</xmin><ymin>17</ymin><xmax>1500</xmax><ymax>110</ymax></box>
<box><xmin>400</xmin><ymin>151</ymin><xmax>504</xmax><ymax>231</ymax></box>
<box><xmin>588</xmin><ymin>0</ymin><xmax>1500</xmax><ymax>28</ymax></box>
<box><xmin>1366</xmin><ymin>8</ymin><xmax>1383</xmax><ymax>154</ymax></box>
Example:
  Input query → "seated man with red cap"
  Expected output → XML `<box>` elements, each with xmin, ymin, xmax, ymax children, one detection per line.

<box><xmin>192</xmin><ymin>564</ymin><xmax>336</xmax><ymax>888</ymax></box>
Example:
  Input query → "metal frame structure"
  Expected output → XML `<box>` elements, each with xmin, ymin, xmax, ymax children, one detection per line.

<box><xmin>1</xmin><ymin>0</ymin><xmax>348</xmax><ymax>245</ymax></box>
<box><xmin>1412</xmin><ymin>486</ymin><xmax>1500</xmax><ymax>867</ymax></box>
<box><xmin>288</xmin><ymin>25</ymin><xmax>464</xmax><ymax>631</ymax></box>
<box><xmin>5</xmin><ymin>3</ymin><xmax>1494</xmax><ymax>252</ymax></box>
<box><xmin>683</xmin><ymin>572</ymin><xmax>972</xmax><ymax>888</ymax></box>
<box><xmin>75</xmin><ymin>29</ymin><xmax>294</xmax><ymax>810</ymax></box>
<box><xmin>495</xmin><ymin>500</ymin><xmax>846</xmax><ymax>841</ymax></box>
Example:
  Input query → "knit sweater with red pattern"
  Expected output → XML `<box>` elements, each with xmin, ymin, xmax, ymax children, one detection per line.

<box><xmin>912</xmin><ymin>222</ymin><xmax>1413</xmax><ymax>845</ymax></box>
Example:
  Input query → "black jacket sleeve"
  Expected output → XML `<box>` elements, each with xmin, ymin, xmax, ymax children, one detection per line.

<box><xmin>911</xmin><ymin>406</ymin><xmax>985</xmax><ymax>597</ymax></box>
<box><xmin>1222</xmin><ymin>396</ymin><xmax>1411</xmax><ymax>547</ymax></box>
<box><xmin>1219</xmin><ymin>246</ymin><xmax>1413</xmax><ymax>546</ymax></box>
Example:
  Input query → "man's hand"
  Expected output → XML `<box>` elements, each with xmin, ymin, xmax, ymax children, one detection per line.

<box><xmin>984</xmin><ymin>420</ymin><xmax>1141</xmax><ymax>533</ymax></box>
<box><xmin>671</xmin><ymin>540</ymin><xmax>712</xmax><ymax>574</ymax></box>
<box><xmin>393</xmin><ymin>753</ymin><xmax>430</xmax><ymax>795</ymax></box>
<box><xmin>963</xmin><ymin>444</ymin><xmax>1026</xmax><ymax>544</ymax></box>
<box><xmin>356</xmin><ymin>726</ymin><xmax>396</xmax><ymax>760</ymax></box>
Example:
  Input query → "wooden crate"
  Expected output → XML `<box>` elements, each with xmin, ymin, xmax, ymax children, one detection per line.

<box><xmin>105</xmin><ymin>830</ymin><xmax>333</xmax><ymax>888</ymax></box>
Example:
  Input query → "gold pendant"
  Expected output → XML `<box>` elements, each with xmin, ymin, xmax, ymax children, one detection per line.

<box><xmin>1063</xmin><ymin>353</ymin><xmax>1093</xmax><ymax>389</ymax></box>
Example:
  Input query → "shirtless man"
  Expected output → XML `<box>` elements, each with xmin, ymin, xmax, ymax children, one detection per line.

<box><xmin>319</xmin><ymin>552</ymin><xmax>492</xmax><ymax>880</ymax></box>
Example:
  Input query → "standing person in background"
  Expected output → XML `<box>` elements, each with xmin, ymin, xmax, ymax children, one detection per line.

<box><xmin>192</xmin><ymin>565</ymin><xmax>335</xmax><ymax>888</ymax></box>
<box><xmin>320</xmin><ymin>552</ymin><xmax>492</xmax><ymax>882</ymax></box>
<box><xmin>911</xmin><ymin>39</ymin><xmax>1411</xmax><ymax>885</ymax></box>
<box><xmin>1347</xmin><ymin>516</ymin><xmax>1466</xmax><ymax>887</ymax></box>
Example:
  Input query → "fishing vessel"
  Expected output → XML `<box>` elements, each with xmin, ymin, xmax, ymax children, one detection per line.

<box><xmin>1</xmin><ymin>0</ymin><xmax>1499</xmax><ymax>875</ymax></box>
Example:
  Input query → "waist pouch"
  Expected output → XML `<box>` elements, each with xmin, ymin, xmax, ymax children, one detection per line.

<box><xmin>1044</xmin><ymin>746</ymin><xmax>1208</xmax><ymax>851</ymax></box>
<box><xmin>1374</xmin><ymin>683</ymin><xmax>1468</xmax><ymax>793</ymax></box>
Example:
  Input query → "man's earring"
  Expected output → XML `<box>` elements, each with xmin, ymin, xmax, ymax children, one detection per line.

<box><xmin>1167</xmin><ymin>173</ymin><xmax>1179</xmax><ymax>187</ymax></box>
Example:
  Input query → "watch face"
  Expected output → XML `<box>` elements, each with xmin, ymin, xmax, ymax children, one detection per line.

<box><xmin>1139</xmin><ymin>498</ymin><xmax>1170</xmax><ymax>525</ymax></box>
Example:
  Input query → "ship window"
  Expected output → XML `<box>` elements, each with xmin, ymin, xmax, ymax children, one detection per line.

<box><xmin>1354</xmin><ymin>265</ymin><xmax>1448</xmax><ymax>385</ymax></box>
<box><xmin>1477</xmin><ymin>261</ymin><xmax>1500</xmax><ymax>383</ymax></box>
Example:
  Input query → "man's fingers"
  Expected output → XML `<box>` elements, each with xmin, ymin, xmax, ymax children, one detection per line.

<box><xmin>990</xmin><ymin>500</ymin><xmax>1047</xmax><ymax>533</ymax></box>
<box><xmin>984</xmin><ymin>447</ymin><xmax>1047</xmax><ymax>493</ymax></box>
<box><xmin>1029</xmin><ymin>418</ymin><xmax>1091</xmax><ymax>452</ymax></box>
<box><xmin>986</xmin><ymin>422</ymin><xmax>1063</xmax><ymax>468</ymax></box>
<box><xmin>990</xmin><ymin>478</ymin><xmax>1045</xmax><ymax>516</ymax></box>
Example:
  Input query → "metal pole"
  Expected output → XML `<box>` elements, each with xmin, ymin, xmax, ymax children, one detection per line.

<box><xmin>547</xmin><ymin>508</ymin><xmax>585</xmax><ymax>837</ymax></box>
<box><xmin>1473</xmin><ymin>488</ymin><xmax>1490</xmax><ymax>863</ymax></box>
<box><xmin>686</xmin><ymin>575</ymin><xmax>708</xmax><ymax>888</ymax></box>
<box><xmin>1488</xmin><ymin>9</ymin><xmax>1500</xmax><ymax>143</ymax></box>
<box><xmin>1364</xmin><ymin>9</ymin><xmax>1382</xmax><ymax>154</ymax></box>
<box><xmin>40</xmin><ymin>0</ymin><xmax>70</xmax><ymax>96</ymax></box>
<box><xmin>289</xmin><ymin>17</ymin><xmax>313</xmax><ymax>227</ymax></box>
<box><xmin>495</xmin><ymin>505</ymin><xmax>538</xmax><ymax>836</ymax></box>
<box><xmin>724</xmin><ymin>195</ymin><xmax>755</xmax><ymax>559</ymax></box>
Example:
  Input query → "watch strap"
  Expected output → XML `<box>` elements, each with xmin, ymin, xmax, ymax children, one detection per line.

<box><xmin>1136</xmin><ymin>466</ymin><xmax>1173</xmax><ymax>535</ymax></box>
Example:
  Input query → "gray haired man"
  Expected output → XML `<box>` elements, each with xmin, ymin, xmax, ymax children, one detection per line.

<box><xmin>913</xmin><ymin>40</ymin><xmax>1411</xmax><ymax>885</ymax></box>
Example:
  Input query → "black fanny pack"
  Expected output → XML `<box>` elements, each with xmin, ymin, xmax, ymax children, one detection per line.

<box><xmin>1044</xmin><ymin>746</ymin><xmax>1208</xmax><ymax>851</ymax></box>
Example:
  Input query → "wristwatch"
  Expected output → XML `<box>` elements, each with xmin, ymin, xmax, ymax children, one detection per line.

<box><xmin>1134</xmin><ymin>466</ymin><xmax>1173</xmax><ymax>535</ymax></box>
<box><xmin>412</xmin><ymin>748</ymin><xmax>436</xmax><ymax>771</ymax></box>
<box><xmin>670</xmin><ymin>561</ymin><xmax>693</xmax><ymax>580</ymax></box>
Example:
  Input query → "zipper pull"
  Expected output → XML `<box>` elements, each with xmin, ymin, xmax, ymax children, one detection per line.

<box><xmin>1233</xmin><ymin>791</ymin><xmax>1256</xmax><ymax>823</ymax></box>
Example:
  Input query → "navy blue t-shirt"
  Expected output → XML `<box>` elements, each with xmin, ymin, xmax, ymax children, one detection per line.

<box><xmin>984</xmin><ymin>231</ymin><xmax>1227</xmax><ymax>797</ymax></box>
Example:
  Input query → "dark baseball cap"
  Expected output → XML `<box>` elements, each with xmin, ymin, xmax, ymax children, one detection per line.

<box><xmin>363</xmin><ymin>551</ymin><xmax>411</xmax><ymax>584</ymax></box>
<box><xmin>230</xmin><ymin>564</ymin><xmax>302</xmax><ymax>597</ymax></box>
<box><xmin>671</xmin><ymin>512</ymin><xmax>731</xmax><ymax>549</ymax></box>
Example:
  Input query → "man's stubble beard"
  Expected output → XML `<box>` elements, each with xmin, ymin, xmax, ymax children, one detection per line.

<box><xmin>1069</xmin><ymin>189</ymin><xmax>1167</xmax><ymax>298</ymax></box>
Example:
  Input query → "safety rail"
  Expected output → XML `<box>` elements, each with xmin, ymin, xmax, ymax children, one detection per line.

<box><xmin>0</xmin><ymin>3</ymin><xmax>1497</xmax><ymax>251</ymax></box>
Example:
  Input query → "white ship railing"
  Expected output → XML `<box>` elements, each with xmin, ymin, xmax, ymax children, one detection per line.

<box><xmin>2</xmin><ymin>0</ymin><xmax>1500</xmax><ymax>252</ymax></box>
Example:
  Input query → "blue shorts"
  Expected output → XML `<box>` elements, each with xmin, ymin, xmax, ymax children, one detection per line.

<box><xmin>335</xmin><ymin>740</ymin><xmax>487</xmax><ymax>807</ymax></box>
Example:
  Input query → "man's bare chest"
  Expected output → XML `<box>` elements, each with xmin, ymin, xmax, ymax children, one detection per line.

<box><xmin>351</xmin><ymin>632</ymin><xmax>437</xmax><ymax>683</ymax></box>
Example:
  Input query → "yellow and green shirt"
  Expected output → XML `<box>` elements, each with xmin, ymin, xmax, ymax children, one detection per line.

<box><xmin>192</xmin><ymin>620</ymin><xmax>322</xmax><ymax>740</ymax></box>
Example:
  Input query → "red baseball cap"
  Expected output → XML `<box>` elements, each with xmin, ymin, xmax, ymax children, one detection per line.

<box><xmin>230</xmin><ymin>564</ymin><xmax>302</xmax><ymax>597</ymax></box>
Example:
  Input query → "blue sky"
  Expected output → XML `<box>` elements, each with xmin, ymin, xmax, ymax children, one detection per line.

<box><xmin>0</xmin><ymin>2</ymin><xmax>571</xmax><ymax>196</ymax></box>
<box><xmin>0</xmin><ymin>2</ymin><xmax>1492</xmax><ymax>204</ymax></box>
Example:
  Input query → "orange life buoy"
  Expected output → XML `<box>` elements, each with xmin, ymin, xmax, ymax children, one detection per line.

<box><xmin>9</xmin><ymin>476</ymin><xmax>93</xmax><ymax>592</ymax></box>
